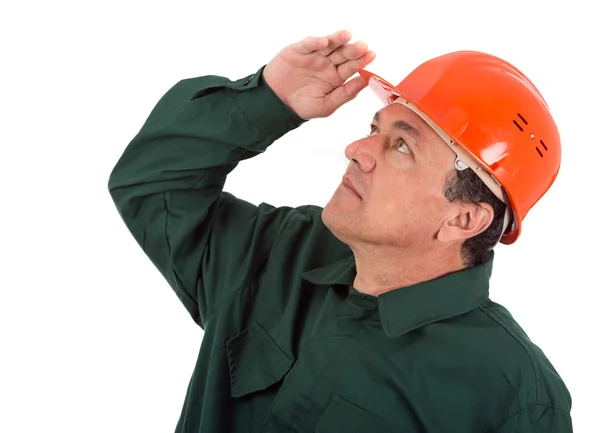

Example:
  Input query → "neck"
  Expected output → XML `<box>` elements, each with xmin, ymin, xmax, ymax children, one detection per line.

<box><xmin>351</xmin><ymin>243</ymin><xmax>464</xmax><ymax>297</ymax></box>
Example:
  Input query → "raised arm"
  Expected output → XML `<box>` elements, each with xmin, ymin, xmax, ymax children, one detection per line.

<box><xmin>107</xmin><ymin>31</ymin><xmax>375</xmax><ymax>327</ymax></box>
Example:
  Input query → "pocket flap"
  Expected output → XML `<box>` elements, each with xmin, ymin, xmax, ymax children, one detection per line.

<box><xmin>226</xmin><ymin>322</ymin><xmax>293</xmax><ymax>398</ymax></box>
<box><xmin>315</xmin><ymin>396</ymin><xmax>398</xmax><ymax>433</ymax></box>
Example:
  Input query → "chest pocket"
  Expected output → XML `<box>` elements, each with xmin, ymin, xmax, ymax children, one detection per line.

<box><xmin>315</xmin><ymin>396</ymin><xmax>398</xmax><ymax>433</ymax></box>
<box><xmin>225</xmin><ymin>321</ymin><xmax>294</xmax><ymax>398</ymax></box>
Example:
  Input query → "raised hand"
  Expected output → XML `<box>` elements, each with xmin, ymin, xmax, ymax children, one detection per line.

<box><xmin>263</xmin><ymin>30</ymin><xmax>376</xmax><ymax>120</ymax></box>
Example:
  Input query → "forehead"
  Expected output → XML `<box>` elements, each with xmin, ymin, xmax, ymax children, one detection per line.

<box><xmin>374</xmin><ymin>103</ymin><xmax>429</xmax><ymax>130</ymax></box>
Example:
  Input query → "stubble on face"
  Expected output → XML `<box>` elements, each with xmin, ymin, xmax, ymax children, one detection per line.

<box><xmin>323</xmin><ymin>103</ymin><xmax>458</xmax><ymax>250</ymax></box>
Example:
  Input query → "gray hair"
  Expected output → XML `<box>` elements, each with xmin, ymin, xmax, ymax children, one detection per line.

<box><xmin>443</xmin><ymin>168</ymin><xmax>507</xmax><ymax>268</ymax></box>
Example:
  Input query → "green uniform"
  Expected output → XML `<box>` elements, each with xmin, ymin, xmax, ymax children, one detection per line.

<box><xmin>108</xmin><ymin>66</ymin><xmax>572</xmax><ymax>432</ymax></box>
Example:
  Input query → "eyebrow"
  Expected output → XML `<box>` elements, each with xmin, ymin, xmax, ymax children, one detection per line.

<box><xmin>372</xmin><ymin>112</ymin><xmax>421</xmax><ymax>140</ymax></box>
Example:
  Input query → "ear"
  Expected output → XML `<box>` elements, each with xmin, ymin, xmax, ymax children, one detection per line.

<box><xmin>437</xmin><ymin>203</ymin><xmax>495</xmax><ymax>243</ymax></box>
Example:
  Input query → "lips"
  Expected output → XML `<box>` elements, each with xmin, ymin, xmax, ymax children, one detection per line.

<box><xmin>342</xmin><ymin>176</ymin><xmax>362</xmax><ymax>199</ymax></box>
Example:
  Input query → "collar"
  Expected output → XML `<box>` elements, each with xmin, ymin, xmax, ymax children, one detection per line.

<box><xmin>301</xmin><ymin>251</ymin><xmax>493</xmax><ymax>338</ymax></box>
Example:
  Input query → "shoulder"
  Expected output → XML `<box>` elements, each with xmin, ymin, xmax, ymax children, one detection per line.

<box><xmin>475</xmin><ymin>300</ymin><xmax>572</xmax><ymax>413</ymax></box>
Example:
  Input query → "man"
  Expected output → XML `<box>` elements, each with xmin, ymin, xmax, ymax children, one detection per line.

<box><xmin>108</xmin><ymin>30</ymin><xmax>572</xmax><ymax>432</ymax></box>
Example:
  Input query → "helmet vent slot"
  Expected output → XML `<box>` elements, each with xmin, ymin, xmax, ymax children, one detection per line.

<box><xmin>536</xmin><ymin>140</ymin><xmax>548</xmax><ymax>158</ymax></box>
<box><xmin>517</xmin><ymin>113</ymin><xmax>529</xmax><ymax>125</ymax></box>
<box><xmin>513</xmin><ymin>113</ymin><xmax>545</xmax><ymax>159</ymax></box>
<box><xmin>513</xmin><ymin>120</ymin><xmax>524</xmax><ymax>132</ymax></box>
<box><xmin>513</xmin><ymin>113</ymin><xmax>529</xmax><ymax>132</ymax></box>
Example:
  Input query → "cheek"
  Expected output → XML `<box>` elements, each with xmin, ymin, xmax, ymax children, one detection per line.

<box><xmin>375</xmin><ymin>174</ymin><xmax>446</xmax><ymax>222</ymax></box>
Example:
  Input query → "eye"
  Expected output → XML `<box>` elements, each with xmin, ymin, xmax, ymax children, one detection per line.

<box><xmin>393</xmin><ymin>138</ymin><xmax>411</xmax><ymax>155</ymax></box>
<box><xmin>367</xmin><ymin>126</ymin><xmax>412</xmax><ymax>156</ymax></box>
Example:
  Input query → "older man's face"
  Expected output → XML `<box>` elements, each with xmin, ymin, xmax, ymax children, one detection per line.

<box><xmin>322</xmin><ymin>103</ymin><xmax>458</xmax><ymax>250</ymax></box>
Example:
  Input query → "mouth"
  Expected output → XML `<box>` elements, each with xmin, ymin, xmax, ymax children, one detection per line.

<box><xmin>342</xmin><ymin>176</ymin><xmax>362</xmax><ymax>199</ymax></box>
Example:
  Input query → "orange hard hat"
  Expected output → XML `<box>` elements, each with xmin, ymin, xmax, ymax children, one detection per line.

<box><xmin>359</xmin><ymin>51</ymin><xmax>561</xmax><ymax>244</ymax></box>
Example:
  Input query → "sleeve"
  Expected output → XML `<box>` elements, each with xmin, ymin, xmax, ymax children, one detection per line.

<box><xmin>494</xmin><ymin>404</ymin><xmax>572</xmax><ymax>433</ymax></box>
<box><xmin>107</xmin><ymin>65</ymin><xmax>306</xmax><ymax>328</ymax></box>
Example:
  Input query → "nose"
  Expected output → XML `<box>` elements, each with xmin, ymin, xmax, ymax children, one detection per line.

<box><xmin>345</xmin><ymin>135</ymin><xmax>380</xmax><ymax>172</ymax></box>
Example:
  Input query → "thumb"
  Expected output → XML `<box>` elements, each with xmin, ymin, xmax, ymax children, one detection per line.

<box><xmin>323</xmin><ymin>76</ymin><xmax>368</xmax><ymax>115</ymax></box>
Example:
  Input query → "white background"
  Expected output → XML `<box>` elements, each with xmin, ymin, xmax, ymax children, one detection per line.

<box><xmin>1</xmin><ymin>0</ymin><xmax>597</xmax><ymax>431</ymax></box>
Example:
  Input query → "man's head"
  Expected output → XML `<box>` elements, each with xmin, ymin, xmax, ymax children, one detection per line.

<box><xmin>322</xmin><ymin>102</ymin><xmax>504</xmax><ymax>268</ymax></box>
<box><xmin>323</xmin><ymin>50</ymin><xmax>560</xmax><ymax>270</ymax></box>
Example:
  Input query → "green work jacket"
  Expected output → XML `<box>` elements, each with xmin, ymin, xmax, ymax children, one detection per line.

<box><xmin>108</xmin><ymin>66</ymin><xmax>572</xmax><ymax>433</ymax></box>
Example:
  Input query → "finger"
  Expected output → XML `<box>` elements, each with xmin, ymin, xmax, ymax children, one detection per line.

<box><xmin>290</xmin><ymin>36</ymin><xmax>329</xmax><ymax>55</ymax></box>
<box><xmin>327</xmin><ymin>41</ymin><xmax>368</xmax><ymax>66</ymax></box>
<box><xmin>337</xmin><ymin>50</ymin><xmax>376</xmax><ymax>82</ymax></box>
<box><xmin>323</xmin><ymin>76</ymin><xmax>369</xmax><ymax>115</ymax></box>
<box><xmin>315</xmin><ymin>29</ymin><xmax>352</xmax><ymax>57</ymax></box>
